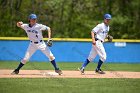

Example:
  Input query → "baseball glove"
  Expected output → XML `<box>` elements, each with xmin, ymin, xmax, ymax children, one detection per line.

<box><xmin>46</xmin><ymin>39</ymin><xmax>53</xmax><ymax>47</ymax></box>
<box><xmin>107</xmin><ymin>35</ymin><xmax>113</xmax><ymax>42</ymax></box>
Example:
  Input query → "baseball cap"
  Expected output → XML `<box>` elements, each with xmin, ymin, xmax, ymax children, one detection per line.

<box><xmin>104</xmin><ymin>14</ymin><xmax>112</xmax><ymax>19</ymax></box>
<box><xmin>29</xmin><ymin>14</ymin><xmax>37</xmax><ymax>19</ymax></box>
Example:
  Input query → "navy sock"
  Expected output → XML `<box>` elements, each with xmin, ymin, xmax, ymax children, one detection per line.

<box><xmin>16</xmin><ymin>62</ymin><xmax>24</xmax><ymax>71</ymax></box>
<box><xmin>51</xmin><ymin>60</ymin><xmax>58</xmax><ymax>70</ymax></box>
<box><xmin>97</xmin><ymin>59</ymin><xmax>103</xmax><ymax>70</ymax></box>
<box><xmin>81</xmin><ymin>59</ymin><xmax>90</xmax><ymax>69</ymax></box>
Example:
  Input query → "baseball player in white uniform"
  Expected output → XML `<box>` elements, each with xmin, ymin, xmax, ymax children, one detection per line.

<box><xmin>79</xmin><ymin>14</ymin><xmax>113</xmax><ymax>74</ymax></box>
<box><xmin>11</xmin><ymin>14</ymin><xmax>62</xmax><ymax>75</ymax></box>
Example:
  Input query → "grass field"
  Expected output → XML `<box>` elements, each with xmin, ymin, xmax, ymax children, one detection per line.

<box><xmin>0</xmin><ymin>61</ymin><xmax>140</xmax><ymax>93</ymax></box>
<box><xmin>0</xmin><ymin>78</ymin><xmax>139</xmax><ymax>93</ymax></box>
<box><xmin>0</xmin><ymin>61</ymin><xmax>140</xmax><ymax>71</ymax></box>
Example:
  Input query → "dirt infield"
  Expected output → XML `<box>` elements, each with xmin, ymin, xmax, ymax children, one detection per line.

<box><xmin>0</xmin><ymin>70</ymin><xmax>140</xmax><ymax>78</ymax></box>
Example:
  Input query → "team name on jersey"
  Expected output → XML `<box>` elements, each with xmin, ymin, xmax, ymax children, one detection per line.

<box><xmin>27</xmin><ymin>30</ymin><xmax>38</xmax><ymax>34</ymax></box>
<box><xmin>101</xmin><ymin>30</ymin><xmax>108</xmax><ymax>34</ymax></box>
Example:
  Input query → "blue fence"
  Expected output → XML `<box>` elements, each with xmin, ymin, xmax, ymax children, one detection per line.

<box><xmin>0</xmin><ymin>40</ymin><xmax>140</xmax><ymax>63</ymax></box>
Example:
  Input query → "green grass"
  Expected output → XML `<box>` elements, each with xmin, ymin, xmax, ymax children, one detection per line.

<box><xmin>0</xmin><ymin>61</ymin><xmax>140</xmax><ymax>71</ymax></box>
<box><xmin>0</xmin><ymin>78</ymin><xmax>139</xmax><ymax>93</ymax></box>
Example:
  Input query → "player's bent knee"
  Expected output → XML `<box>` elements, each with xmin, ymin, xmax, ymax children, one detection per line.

<box><xmin>88</xmin><ymin>57</ymin><xmax>95</xmax><ymax>62</ymax></box>
<box><xmin>101</xmin><ymin>58</ymin><xmax>106</xmax><ymax>62</ymax></box>
<box><xmin>100</xmin><ymin>57</ymin><xmax>106</xmax><ymax>62</ymax></box>
<box><xmin>21</xmin><ymin>59</ymin><xmax>28</xmax><ymax>64</ymax></box>
<box><xmin>49</xmin><ymin>56</ymin><xmax>55</xmax><ymax>61</ymax></box>
<box><xmin>87</xmin><ymin>58</ymin><xmax>92</xmax><ymax>62</ymax></box>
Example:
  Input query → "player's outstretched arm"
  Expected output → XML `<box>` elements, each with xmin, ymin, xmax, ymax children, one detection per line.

<box><xmin>17</xmin><ymin>21</ymin><xmax>23</xmax><ymax>27</ymax></box>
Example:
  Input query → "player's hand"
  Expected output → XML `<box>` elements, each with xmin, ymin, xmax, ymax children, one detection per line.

<box><xmin>92</xmin><ymin>41</ymin><xmax>96</xmax><ymax>45</ymax></box>
<box><xmin>17</xmin><ymin>21</ymin><xmax>23</xmax><ymax>27</ymax></box>
<box><xmin>47</xmin><ymin>39</ymin><xmax>53</xmax><ymax>47</ymax></box>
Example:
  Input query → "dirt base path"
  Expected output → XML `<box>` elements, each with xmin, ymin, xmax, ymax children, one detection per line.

<box><xmin>0</xmin><ymin>70</ymin><xmax>140</xmax><ymax>78</ymax></box>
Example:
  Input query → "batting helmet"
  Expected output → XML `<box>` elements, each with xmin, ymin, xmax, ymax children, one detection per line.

<box><xmin>28</xmin><ymin>14</ymin><xmax>37</xmax><ymax>19</ymax></box>
<box><xmin>104</xmin><ymin>14</ymin><xmax>112</xmax><ymax>19</ymax></box>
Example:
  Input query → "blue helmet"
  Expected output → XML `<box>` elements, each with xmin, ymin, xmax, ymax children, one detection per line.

<box><xmin>28</xmin><ymin>14</ymin><xmax>37</xmax><ymax>19</ymax></box>
<box><xmin>104</xmin><ymin>14</ymin><xmax>112</xmax><ymax>19</ymax></box>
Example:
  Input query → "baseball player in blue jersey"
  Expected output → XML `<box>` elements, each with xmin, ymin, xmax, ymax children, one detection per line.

<box><xmin>11</xmin><ymin>14</ymin><xmax>62</xmax><ymax>75</ymax></box>
<box><xmin>79</xmin><ymin>14</ymin><xmax>113</xmax><ymax>74</ymax></box>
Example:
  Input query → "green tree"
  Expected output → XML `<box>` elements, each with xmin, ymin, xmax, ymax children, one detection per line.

<box><xmin>0</xmin><ymin>0</ymin><xmax>140</xmax><ymax>39</ymax></box>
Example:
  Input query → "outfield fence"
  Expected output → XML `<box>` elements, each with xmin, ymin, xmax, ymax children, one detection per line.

<box><xmin>0</xmin><ymin>37</ymin><xmax>140</xmax><ymax>63</ymax></box>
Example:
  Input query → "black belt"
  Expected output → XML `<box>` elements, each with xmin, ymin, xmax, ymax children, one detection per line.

<box><xmin>30</xmin><ymin>40</ymin><xmax>42</xmax><ymax>44</ymax></box>
<box><xmin>95</xmin><ymin>38</ymin><xmax>103</xmax><ymax>43</ymax></box>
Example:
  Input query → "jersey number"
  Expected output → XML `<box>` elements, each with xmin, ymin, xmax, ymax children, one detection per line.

<box><xmin>36</xmin><ymin>35</ymin><xmax>38</xmax><ymax>38</ymax></box>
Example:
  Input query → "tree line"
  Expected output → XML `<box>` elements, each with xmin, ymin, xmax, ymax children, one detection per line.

<box><xmin>0</xmin><ymin>0</ymin><xmax>140</xmax><ymax>39</ymax></box>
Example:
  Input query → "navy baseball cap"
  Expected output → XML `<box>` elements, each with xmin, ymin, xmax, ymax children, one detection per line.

<box><xmin>104</xmin><ymin>14</ymin><xmax>112</xmax><ymax>19</ymax></box>
<box><xmin>29</xmin><ymin>14</ymin><xmax>37</xmax><ymax>19</ymax></box>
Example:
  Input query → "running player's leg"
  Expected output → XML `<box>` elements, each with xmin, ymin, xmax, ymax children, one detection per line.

<box><xmin>79</xmin><ymin>46</ymin><xmax>97</xmax><ymax>74</ymax></box>
<box><xmin>82</xmin><ymin>46</ymin><xmax>97</xmax><ymax>69</ymax></box>
<box><xmin>94</xmin><ymin>41</ymin><xmax>106</xmax><ymax>73</ymax></box>
<box><xmin>12</xmin><ymin>44</ymin><xmax>36</xmax><ymax>74</ymax></box>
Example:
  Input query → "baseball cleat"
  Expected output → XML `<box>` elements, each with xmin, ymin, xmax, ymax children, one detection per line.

<box><xmin>55</xmin><ymin>68</ymin><xmax>62</xmax><ymax>75</ymax></box>
<box><xmin>11</xmin><ymin>69</ymin><xmax>19</xmax><ymax>75</ymax></box>
<box><xmin>95</xmin><ymin>68</ymin><xmax>105</xmax><ymax>74</ymax></box>
<box><xmin>78</xmin><ymin>67</ymin><xmax>85</xmax><ymax>75</ymax></box>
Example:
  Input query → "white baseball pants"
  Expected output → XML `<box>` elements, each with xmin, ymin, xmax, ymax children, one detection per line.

<box><xmin>21</xmin><ymin>41</ymin><xmax>55</xmax><ymax>64</ymax></box>
<box><xmin>88</xmin><ymin>40</ymin><xmax>106</xmax><ymax>62</ymax></box>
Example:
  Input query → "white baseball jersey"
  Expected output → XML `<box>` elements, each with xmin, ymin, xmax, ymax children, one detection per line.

<box><xmin>92</xmin><ymin>23</ymin><xmax>109</xmax><ymax>42</ymax></box>
<box><xmin>88</xmin><ymin>22</ymin><xmax>110</xmax><ymax>62</ymax></box>
<box><xmin>20</xmin><ymin>23</ymin><xmax>55</xmax><ymax>64</ymax></box>
<box><xmin>21</xmin><ymin>23</ymin><xmax>48</xmax><ymax>42</ymax></box>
